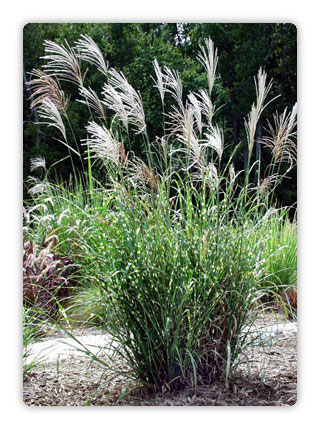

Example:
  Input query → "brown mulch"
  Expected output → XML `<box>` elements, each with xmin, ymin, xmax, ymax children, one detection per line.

<box><xmin>23</xmin><ymin>312</ymin><xmax>297</xmax><ymax>406</ymax></box>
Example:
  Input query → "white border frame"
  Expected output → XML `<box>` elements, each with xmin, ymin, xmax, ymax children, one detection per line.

<box><xmin>1</xmin><ymin>1</ymin><xmax>319</xmax><ymax>427</ymax></box>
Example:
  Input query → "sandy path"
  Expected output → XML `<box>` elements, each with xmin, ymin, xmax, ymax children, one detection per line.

<box><xmin>26</xmin><ymin>316</ymin><xmax>297</xmax><ymax>365</ymax></box>
<box><xmin>26</xmin><ymin>332</ymin><xmax>114</xmax><ymax>364</ymax></box>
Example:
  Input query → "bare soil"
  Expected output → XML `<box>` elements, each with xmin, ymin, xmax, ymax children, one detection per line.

<box><xmin>23</xmin><ymin>311</ymin><xmax>297</xmax><ymax>406</ymax></box>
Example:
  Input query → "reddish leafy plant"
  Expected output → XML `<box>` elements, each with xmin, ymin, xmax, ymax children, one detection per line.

<box><xmin>23</xmin><ymin>236</ymin><xmax>77</xmax><ymax>318</ymax></box>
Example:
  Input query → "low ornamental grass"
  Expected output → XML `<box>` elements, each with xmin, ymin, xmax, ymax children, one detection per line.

<box><xmin>262</xmin><ymin>213</ymin><xmax>297</xmax><ymax>288</ymax></box>
<box><xmin>23</xmin><ymin>224</ymin><xmax>77</xmax><ymax>318</ymax></box>
<box><xmin>24</xmin><ymin>34</ymin><xmax>297</xmax><ymax>390</ymax></box>
<box><xmin>260</xmin><ymin>212</ymin><xmax>297</xmax><ymax>317</ymax></box>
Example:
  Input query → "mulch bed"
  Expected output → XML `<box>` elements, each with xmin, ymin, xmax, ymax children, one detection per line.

<box><xmin>23</xmin><ymin>312</ymin><xmax>297</xmax><ymax>406</ymax></box>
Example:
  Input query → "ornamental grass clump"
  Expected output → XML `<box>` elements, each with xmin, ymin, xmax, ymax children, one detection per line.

<box><xmin>23</xmin><ymin>197</ymin><xmax>78</xmax><ymax>317</ymax></box>
<box><xmin>25</xmin><ymin>35</ymin><xmax>297</xmax><ymax>390</ymax></box>
<box><xmin>23</xmin><ymin>236</ymin><xmax>76</xmax><ymax>317</ymax></box>
<box><xmin>78</xmin><ymin>185</ymin><xmax>271</xmax><ymax>388</ymax></box>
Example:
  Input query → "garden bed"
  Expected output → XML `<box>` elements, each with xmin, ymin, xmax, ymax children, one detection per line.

<box><xmin>23</xmin><ymin>311</ymin><xmax>297</xmax><ymax>406</ymax></box>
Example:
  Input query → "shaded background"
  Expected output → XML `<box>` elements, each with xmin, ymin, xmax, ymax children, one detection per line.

<box><xmin>23</xmin><ymin>23</ymin><xmax>297</xmax><ymax>207</ymax></box>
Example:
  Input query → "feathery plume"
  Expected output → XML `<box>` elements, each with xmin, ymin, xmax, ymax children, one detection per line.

<box><xmin>27</xmin><ymin>69</ymin><xmax>69</xmax><ymax>112</ymax></box>
<box><xmin>256</xmin><ymin>174</ymin><xmax>281</xmax><ymax>198</ymax></box>
<box><xmin>39</xmin><ymin>214</ymin><xmax>55</xmax><ymax>226</ymax></box>
<box><xmin>167</xmin><ymin>101</ymin><xmax>208</xmax><ymax>172</ymax></box>
<box><xmin>186</xmin><ymin>134</ymin><xmax>206</xmax><ymax>169</ymax></box>
<box><xmin>78</xmin><ymin>86</ymin><xmax>106</xmax><ymax>119</ymax></box>
<box><xmin>28</xmin><ymin>177</ymin><xmax>51</xmax><ymax>195</ymax></box>
<box><xmin>244</xmin><ymin>68</ymin><xmax>275</xmax><ymax>162</ymax></box>
<box><xmin>166</xmin><ymin>105</ymin><xmax>194</xmax><ymax>146</ymax></box>
<box><xmin>37</xmin><ymin>97</ymin><xmax>66</xmax><ymax>140</ymax></box>
<box><xmin>57</xmin><ymin>209</ymin><xmax>71</xmax><ymax>225</ymax></box>
<box><xmin>229</xmin><ymin>164</ymin><xmax>236</xmax><ymax>186</ymax></box>
<box><xmin>171</xmin><ymin>131</ymin><xmax>206</xmax><ymax>171</ymax></box>
<box><xmin>152</xmin><ymin>59</ymin><xmax>165</xmax><ymax>104</ymax></box>
<box><xmin>128</xmin><ymin>156</ymin><xmax>157</xmax><ymax>189</ymax></box>
<box><xmin>75</xmin><ymin>35</ymin><xmax>109</xmax><ymax>77</ymax></box>
<box><xmin>83</xmin><ymin>121</ymin><xmax>124</xmax><ymax>165</ymax></box>
<box><xmin>198</xmin><ymin>89</ymin><xmax>215</xmax><ymax>122</ymax></box>
<box><xmin>197</xmin><ymin>38</ymin><xmax>218</xmax><ymax>96</ymax></box>
<box><xmin>102</xmin><ymin>85</ymin><xmax>128</xmax><ymax>131</ymax></box>
<box><xmin>30</xmin><ymin>157</ymin><xmax>46</xmax><ymax>172</ymax></box>
<box><xmin>192</xmin><ymin>161</ymin><xmax>219</xmax><ymax>191</ymax></box>
<box><xmin>163</xmin><ymin>66</ymin><xmax>183</xmax><ymax>108</ymax></box>
<box><xmin>261</xmin><ymin>103</ymin><xmax>297</xmax><ymax>163</ymax></box>
<box><xmin>42</xmin><ymin>40</ymin><xmax>83</xmax><ymax>85</ymax></box>
<box><xmin>102</xmin><ymin>69</ymin><xmax>146</xmax><ymax>134</ymax></box>
<box><xmin>205</xmin><ymin>163</ymin><xmax>219</xmax><ymax>190</ymax></box>
<box><xmin>157</xmin><ymin>136</ymin><xmax>168</xmax><ymax>162</ymax></box>
<box><xmin>204</xmin><ymin>125</ymin><xmax>224</xmax><ymax>161</ymax></box>
<box><xmin>188</xmin><ymin>92</ymin><xmax>203</xmax><ymax>135</ymax></box>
